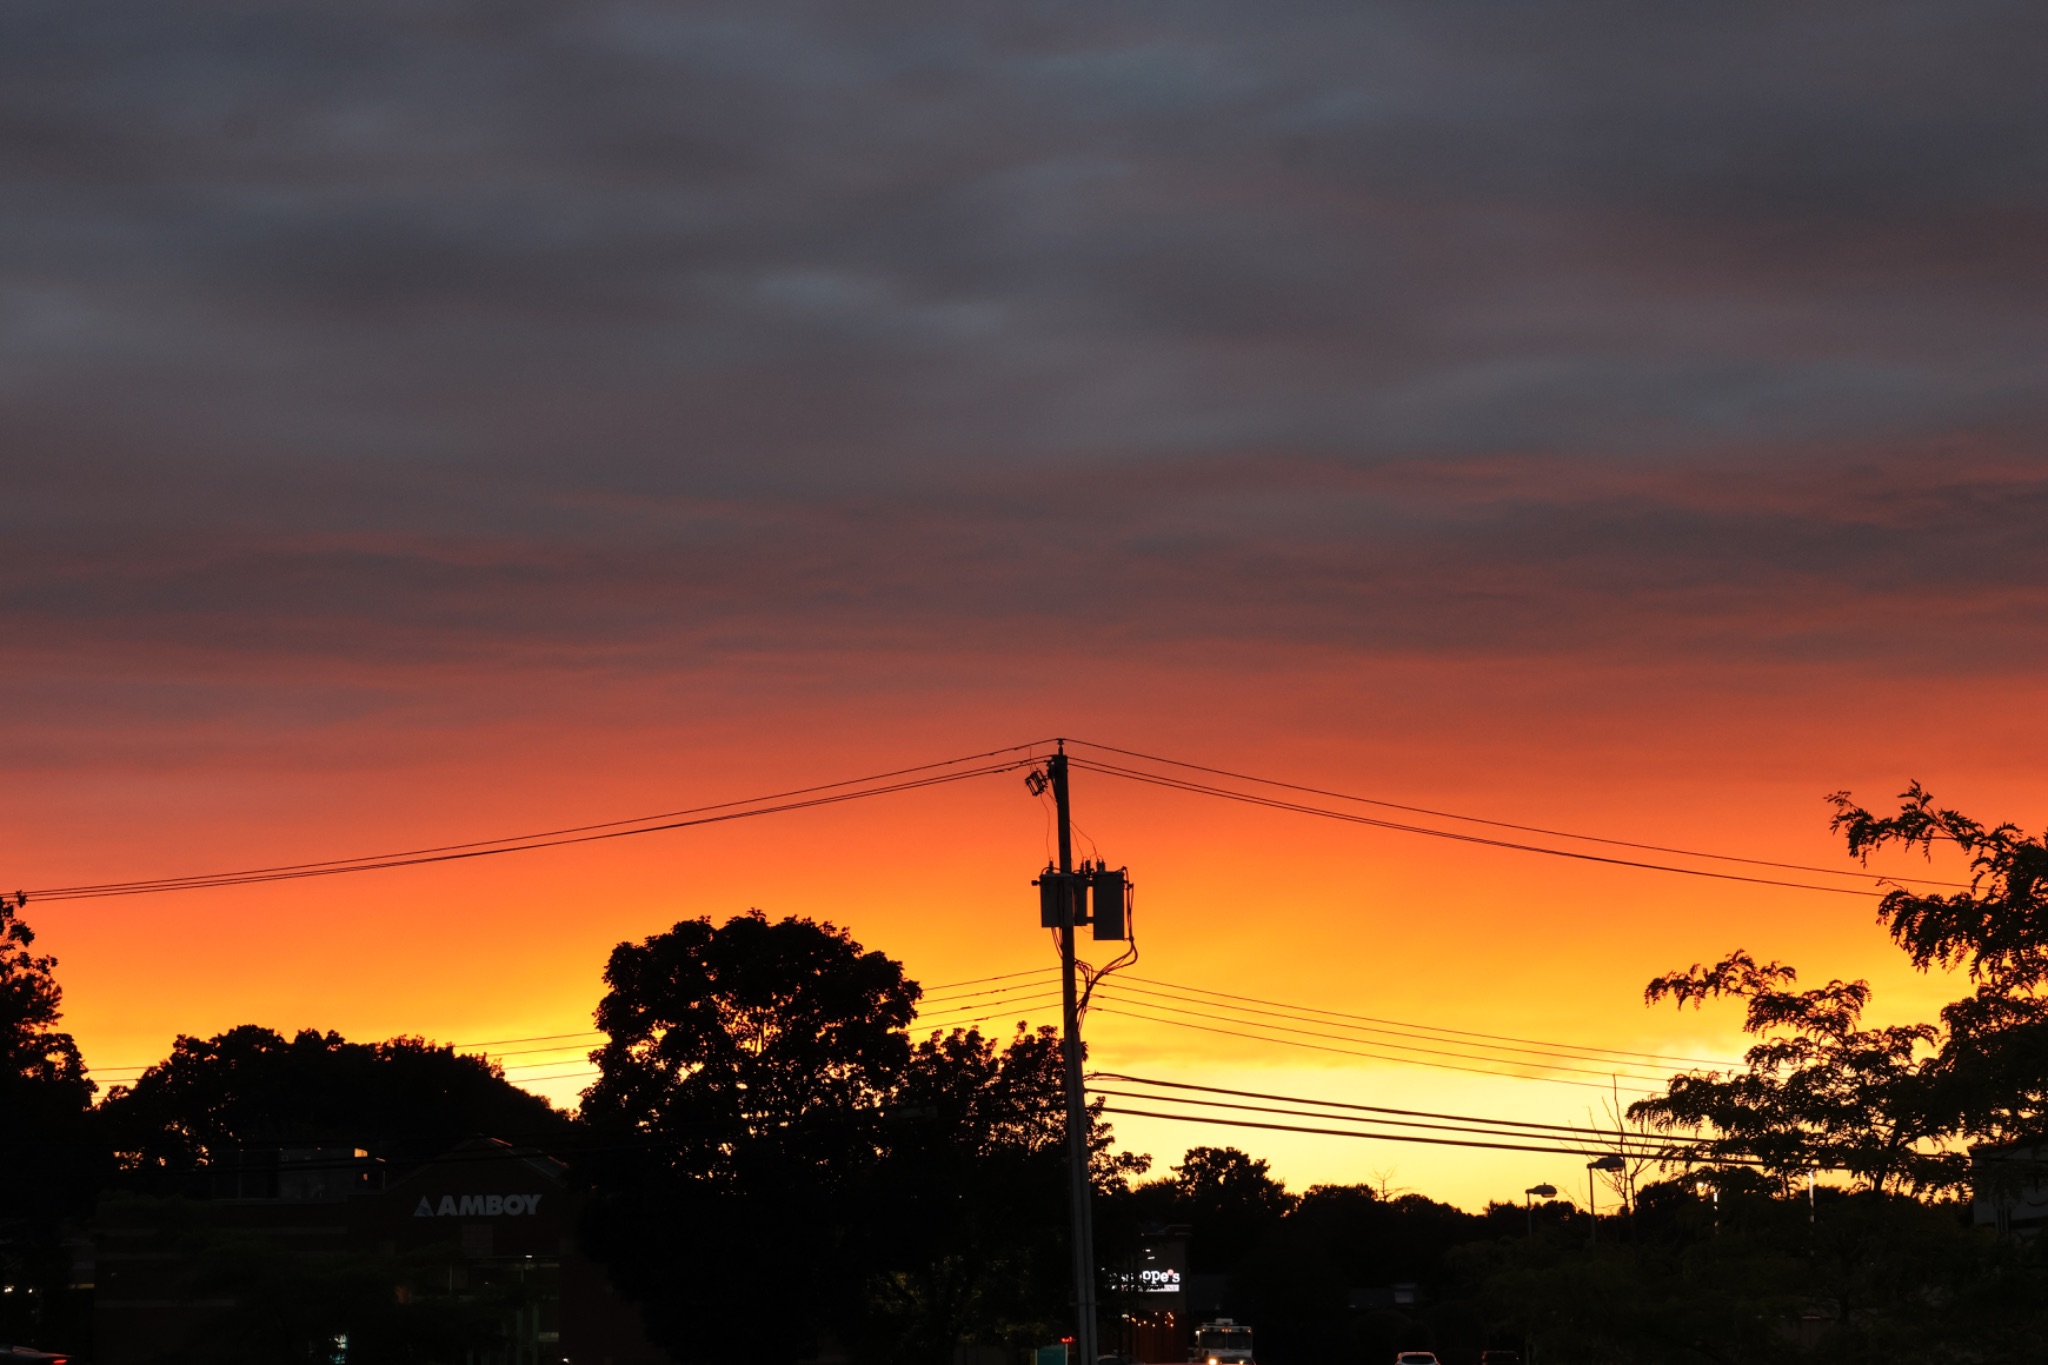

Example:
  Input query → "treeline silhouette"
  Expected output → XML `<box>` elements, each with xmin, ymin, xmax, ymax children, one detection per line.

<box><xmin>7</xmin><ymin>783</ymin><xmax>2048</xmax><ymax>1362</ymax></box>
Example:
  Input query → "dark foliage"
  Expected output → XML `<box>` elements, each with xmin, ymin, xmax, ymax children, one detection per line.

<box><xmin>1622</xmin><ymin>786</ymin><xmax>2048</xmax><ymax>1195</ymax></box>
<box><xmin>1458</xmin><ymin>1179</ymin><xmax>2048</xmax><ymax>1363</ymax></box>
<box><xmin>1498</xmin><ymin>785</ymin><xmax>2048</xmax><ymax>1360</ymax></box>
<box><xmin>1629</xmin><ymin>951</ymin><xmax>1953</xmax><ymax>1193</ymax></box>
<box><xmin>108</xmin><ymin>1194</ymin><xmax>521</xmax><ymax>1365</ymax></box>
<box><xmin>100</xmin><ymin>1024</ymin><xmax>571</xmax><ymax>1189</ymax></box>
<box><xmin>1160</xmin><ymin>1145</ymin><xmax>1297</xmax><ymax>1275</ymax></box>
<box><xmin>858</xmin><ymin>1023</ymin><xmax>1141</xmax><ymax>1363</ymax></box>
<box><xmin>577</xmin><ymin>911</ymin><xmax>920</xmax><ymax>1365</ymax></box>
<box><xmin>1114</xmin><ymin>1147</ymin><xmax>1497</xmax><ymax>1363</ymax></box>
<box><xmin>0</xmin><ymin>893</ymin><xmax>100</xmax><ymax>1347</ymax></box>
<box><xmin>1831</xmin><ymin>783</ymin><xmax>2048</xmax><ymax>1145</ymax></box>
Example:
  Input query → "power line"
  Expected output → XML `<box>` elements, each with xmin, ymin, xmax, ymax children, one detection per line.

<box><xmin>26</xmin><ymin>736</ymin><xmax>1926</xmax><ymax>906</ymax></box>
<box><xmin>1065</xmin><ymin>756</ymin><xmax>1885</xmax><ymax>898</ymax></box>
<box><xmin>916</xmin><ymin>990</ymin><xmax>1067</xmax><ymax>1025</ymax></box>
<box><xmin>1099</xmin><ymin>1104</ymin><xmax>1674</xmax><ymax>1161</ymax></box>
<box><xmin>917</xmin><ymin>972</ymin><xmax>1060</xmax><ymax>1007</ymax></box>
<box><xmin>1068</xmin><ymin>739</ymin><xmax>1968</xmax><ymax>889</ymax></box>
<box><xmin>498</xmin><ymin>1066</ymin><xmax>602</xmax><ymax>1085</ymax></box>
<box><xmin>1090</xmin><ymin>1073</ymin><xmax>1673</xmax><ymax>1144</ymax></box>
<box><xmin>1090</xmin><ymin>984</ymin><xmax>1679</xmax><ymax>1082</ymax></box>
<box><xmin>1086</xmin><ymin>1003</ymin><xmax>1661</xmax><ymax>1093</ymax></box>
<box><xmin>1120</xmin><ymin>973</ymin><xmax>1738</xmax><ymax>1070</ymax></box>
<box><xmin>916</xmin><ymin>974</ymin><xmax>1719</xmax><ymax>1089</ymax></box>
<box><xmin>89</xmin><ymin>976</ymin><xmax>1065</xmax><ymax>1079</ymax></box>
<box><xmin>85</xmin><ymin>973</ymin><xmax>1700</xmax><ymax>1097</ymax></box>
<box><xmin>1088</xmin><ymin>1088</ymin><xmax>1688</xmax><ymax>1160</ymax></box>
<box><xmin>27</xmin><ymin>746</ymin><xmax>1048</xmax><ymax>902</ymax></box>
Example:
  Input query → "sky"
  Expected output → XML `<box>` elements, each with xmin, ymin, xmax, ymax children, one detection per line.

<box><xmin>4</xmin><ymin>0</ymin><xmax>2047</xmax><ymax>1208</ymax></box>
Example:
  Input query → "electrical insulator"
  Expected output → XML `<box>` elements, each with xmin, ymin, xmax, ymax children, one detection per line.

<box><xmin>1090</xmin><ymin>867</ymin><xmax>1128</xmax><ymax>940</ymax></box>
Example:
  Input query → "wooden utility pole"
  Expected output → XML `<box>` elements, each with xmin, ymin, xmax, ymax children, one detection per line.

<box><xmin>1049</xmin><ymin>743</ymin><xmax>1099</xmax><ymax>1365</ymax></box>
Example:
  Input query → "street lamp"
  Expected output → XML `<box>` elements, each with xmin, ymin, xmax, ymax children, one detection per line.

<box><xmin>1523</xmin><ymin>1183</ymin><xmax>1557</xmax><ymax>1238</ymax></box>
<box><xmin>1586</xmin><ymin>1155</ymin><xmax>1625</xmax><ymax>1244</ymax></box>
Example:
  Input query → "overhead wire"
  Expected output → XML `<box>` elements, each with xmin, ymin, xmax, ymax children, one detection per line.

<box><xmin>1116</xmin><ymin>973</ymin><xmax>1738</xmax><ymax>1070</ymax></box>
<box><xmin>1065</xmin><ymin>755</ymin><xmax>1885</xmax><ymax>898</ymax></box>
<box><xmin>1090</xmin><ymin>1072</ymin><xmax>1667</xmax><ymax>1142</ymax></box>
<box><xmin>1099</xmin><ymin>1104</ymin><xmax>1710</xmax><ymax>1162</ymax></box>
<box><xmin>1087</xmin><ymin>984</ymin><xmax>1678</xmax><ymax>1083</ymax></box>
<box><xmin>84</xmin><ymin>972</ymin><xmax>1706</xmax><ymax>1101</ymax></box>
<box><xmin>87</xmin><ymin>970</ymin><xmax>1068</xmax><ymax>1079</ymax></box>
<box><xmin>27</xmin><ymin>745</ymin><xmax>1049</xmax><ymax>902</ymax></box>
<box><xmin>1066</xmin><ymin>738</ymin><xmax>1969</xmax><ymax>890</ymax></box>
<box><xmin>1086</xmin><ymin>1076</ymin><xmax>1796</xmax><ymax>1168</ymax></box>
<box><xmin>26</xmin><ymin>736</ymin><xmax>1932</xmax><ymax>909</ymax></box>
<box><xmin>1085</xmin><ymin>1003</ymin><xmax>1663</xmax><ymax>1093</ymax></box>
<box><xmin>915</xmin><ymin>991</ymin><xmax>1067</xmax><ymax>1026</ymax></box>
<box><xmin>86</xmin><ymin>977</ymin><xmax>1701</xmax><ymax>1095</ymax></box>
<box><xmin>1088</xmin><ymin>1089</ymin><xmax>1689</xmax><ymax>1160</ymax></box>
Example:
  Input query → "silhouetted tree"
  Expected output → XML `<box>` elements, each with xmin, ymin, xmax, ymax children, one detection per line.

<box><xmin>577</xmin><ymin>911</ymin><xmax>919</xmax><ymax>1365</ymax></box>
<box><xmin>1628</xmin><ymin>950</ymin><xmax>1953</xmax><ymax>1192</ymax></box>
<box><xmin>1495</xmin><ymin>783</ymin><xmax>2048</xmax><ymax>1361</ymax></box>
<box><xmin>1135</xmin><ymin>1145</ymin><xmax>1296</xmax><ymax>1274</ymax></box>
<box><xmin>859</xmin><ymin>1022</ymin><xmax>1143</xmax><ymax>1363</ymax></box>
<box><xmin>1831</xmin><ymin>782</ymin><xmax>2048</xmax><ymax>1147</ymax></box>
<box><xmin>1623</xmin><ymin>786</ymin><xmax>2048</xmax><ymax>1194</ymax></box>
<box><xmin>0</xmin><ymin>892</ymin><xmax>99</xmax><ymax>1346</ymax></box>
<box><xmin>100</xmin><ymin>1024</ymin><xmax>570</xmax><ymax>1188</ymax></box>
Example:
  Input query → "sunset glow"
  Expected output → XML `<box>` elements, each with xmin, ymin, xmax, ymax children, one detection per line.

<box><xmin>6</xmin><ymin>0</ymin><xmax>2045</xmax><ymax>1224</ymax></box>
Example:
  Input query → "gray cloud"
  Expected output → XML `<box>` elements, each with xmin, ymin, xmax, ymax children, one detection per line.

<box><xmin>2</xmin><ymin>0</ymin><xmax>2044</xmax><ymax>704</ymax></box>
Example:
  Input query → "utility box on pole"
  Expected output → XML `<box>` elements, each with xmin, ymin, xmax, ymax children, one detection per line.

<box><xmin>1037</xmin><ymin>869</ymin><xmax>1086</xmax><ymax>928</ymax></box>
<box><xmin>1089</xmin><ymin>867</ymin><xmax>1128</xmax><ymax>940</ymax></box>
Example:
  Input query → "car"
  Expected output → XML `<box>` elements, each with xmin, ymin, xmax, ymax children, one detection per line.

<box><xmin>1479</xmin><ymin>1353</ymin><xmax>1522</xmax><ymax>1365</ymax></box>
<box><xmin>1393</xmin><ymin>1354</ymin><xmax>1439</xmax><ymax>1365</ymax></box>
<box><xmin>0</xmin><ymin>1348</ymin><xmax>71</xmax><ymax>1365</ymax></box>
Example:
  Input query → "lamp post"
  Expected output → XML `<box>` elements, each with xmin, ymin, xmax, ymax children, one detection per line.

<box><xmin>1524</xmin><ymin>1183</ymin><xmax>1557</xmax><ymax>1238</ymax></box>
<box><xmin>1586</xmin><ymin>1155</ymin><xmax>1625</xmax><ymax>1244</ymax></box>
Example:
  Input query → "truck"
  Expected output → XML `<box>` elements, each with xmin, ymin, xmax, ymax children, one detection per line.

<box><xmin>1189</xmin><ymin>1318</ymin><xmax>1254</xmax><ymax>1365</ymax></box>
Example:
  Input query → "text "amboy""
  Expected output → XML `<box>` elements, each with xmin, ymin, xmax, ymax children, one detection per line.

<box><xmin>413</xmin><ymin>1194</ymin><xmax>545</xmax><ymax>1217</ymax></box>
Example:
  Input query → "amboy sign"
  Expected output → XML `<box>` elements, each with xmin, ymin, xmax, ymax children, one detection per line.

<box><xmin>413</xmin><ymin>1193</ymin><xmax>545</xmax><ymax>1218</ymax></box>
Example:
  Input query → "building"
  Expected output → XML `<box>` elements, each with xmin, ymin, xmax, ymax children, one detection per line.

<box><xmin>94</xmin><ymin>1137</ymin><xmax>667</xmax><ymax>1364</ymax></box>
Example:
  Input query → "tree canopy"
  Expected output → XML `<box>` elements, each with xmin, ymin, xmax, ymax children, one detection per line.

<box><xmin>100</xmin><ymin>1023</ymin><xmax>570</xmax><ymax>1188</ymax></box>
<box><xmin>1832</xmin><ymin>782</ymin><xmax>2048</xmax><ymax>1147</ymax></box>
<box><xmin>0</xmin><ymin>893</ymin><xmax>99</xmax><ymax>1346</ymax></box>
<box><xmin>1624</xmin><ymin>785</ymin><xmax>2048</xmax><ymax>1195</ymax></box>
<box><xmin>1630</xmin><ymin>950</ymin><xmax>1952</xmax><ymax>1192</ymax></box>
<box><xmin>577</xmin><ymin>911</ymin><xmax>922</xmax><ymax>1365</ymax></box>
<box><xmin>0</xmin><ymin>893</ymin><xmax>92</xmax><ymax>1114</ymax></box>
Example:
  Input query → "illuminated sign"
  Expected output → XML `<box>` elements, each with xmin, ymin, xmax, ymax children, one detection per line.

<box><xmin>412</xmin><ymin>1193</ymin><xmax>545</xmax><ymax>1217</ymax></box>
<box><xmin>1111</xmin><ymin>1267</ymin><xmax>1182</xmax><ymax>1294</ymax></box>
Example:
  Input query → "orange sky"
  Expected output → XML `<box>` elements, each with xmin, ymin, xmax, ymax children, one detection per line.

<box><xmin>12</xmin><ymin>649</ymin><xmax>2036</xmax><ymax>1209</ymax></box>
<box><xmin>5</xmin><ymin>0</ymin><xmax>2045</xmax><ymax>1213</ymax></box>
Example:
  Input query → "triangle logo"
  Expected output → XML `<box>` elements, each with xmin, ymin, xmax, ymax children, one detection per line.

<box><xmin>414</xmin><ymin>1196</ymin><xmax>434</xmax><ymax>1218</ymax></box>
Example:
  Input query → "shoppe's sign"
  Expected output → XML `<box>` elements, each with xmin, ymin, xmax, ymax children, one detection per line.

<box><xmin>1135</xmin><ymin>1267</ymin><xmax>1181</xmax><ymax>1293</ymax></box>
<box><xmin>413</xmin><ymin>1193</ymin><xmax>545</xmax><ymax>1217</ymax></box>
<box><xmin>1110</xmin><ymin>1266</ymin><xmax>1182</xmax><ymax>1294</ymax></box>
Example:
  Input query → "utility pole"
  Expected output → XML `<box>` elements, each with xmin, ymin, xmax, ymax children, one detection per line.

<box><xmin>1049</xmin><ymin>743</ymin><xmax>1100</xmax><ymax>1365</ymax></box>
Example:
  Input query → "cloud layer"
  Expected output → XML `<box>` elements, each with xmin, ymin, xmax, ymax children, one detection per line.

<box><xmin>5</xmin><ymin>0</ymin><xmax>2046</xmax><ymax>697</ymax></box>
